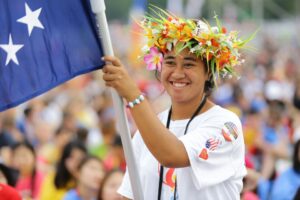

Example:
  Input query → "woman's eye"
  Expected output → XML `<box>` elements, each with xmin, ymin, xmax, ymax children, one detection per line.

<box><xmin>164</xmin><ymin>61</ymin><xmax>176</xmax><ymax>66</ymax></box>
<box><xmin>184</xmin><ymin>63</ymin><xmax>194</xmax><ymax>68</ymax></box>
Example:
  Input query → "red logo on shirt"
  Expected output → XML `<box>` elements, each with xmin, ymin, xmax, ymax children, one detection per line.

<box><xmin>158</xmin><ymin>164</ymin><xmax>176</xmax><ymax>189</ymax></box>
<box><xmin>164</xmin><ymin>168</ymin><xmax>175</xmax><ymax>189</ymax></box>
<box><xmin>199</xmin><ymin>148</ymin><xmax>208</xmax><ymax>160</ymax></box>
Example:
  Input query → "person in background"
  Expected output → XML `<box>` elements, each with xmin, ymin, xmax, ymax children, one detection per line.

<box><xmin>0</xmin><ymin>162</ymin><xmax>19</xmax><ymax>187</ymax></box>
<box><xmin>98</xmin><ymin>169</ymin><xmax>124</xmax><ymax>200</ymax></box>
<box><xmin>40</xmin><ymin>140</ymin><xmax>87</xmax><ymax>200</ymax></box>
<box><xmin>0</xmin><ymin>183</ymin><xmax>22</xmax><ymax>200</ymax></box>
<box><xmin>268</xmin><ymin>140</ymin><xmax>300</xmax><ymax>199</ymax></box>
<box><xmin>0</xmin><ymin>160</ymin><xmax>21</xmax><ymax>200</ymax></box>
<box><xmin>103</xmin><ymin>135</ymin><xmax>126</xmax><ymax>172</ymax></box>
<box><xmin>259</xmin><ymin>101</ymin><xmax>290</xmax><ymax>177</ymax></box>
<box><xmin>16</xmin><ymin>104</ymin><xmax>40</xmax><ymax>144</ymax></box>
<box><xmin>0</xmin><ymin>113</ymin><xmax>17</xmax><ymax>167</ymax></box>
<box><xmin>64</xmin><ymin>156</ymin><xmax>105</xmax><ymax>200</ymax></box>
<box><xmin>12</xmin><ymin>141</ymin><xmax>44</xmax><ymax>199</ymax></box>
<box><xmin>38</xmin><ymin>126</ymin><xmax>75</xmax><ymax>170</ymax></box>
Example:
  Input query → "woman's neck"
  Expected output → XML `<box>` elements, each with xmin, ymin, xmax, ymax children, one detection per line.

<box><xmin>78</xmin><ymin>184</ymin><xmax>97</xmax><ymax>200</ymax></box>
<box><xmin>171</xmin><ymin>98</ymin><xmax>215</xmax><ymax>120</ymax></box>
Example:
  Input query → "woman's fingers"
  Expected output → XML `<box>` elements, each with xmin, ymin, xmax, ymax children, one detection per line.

<box><xmin>101</xmin><ymin>56</ymin><xmax>120</xmax><ymax>74</ymax></box>
<box><xmin>103</xmin><ymin>73</ymin><xmax>122</xmax><ymax>82</ymax></box>
<box><xmin>101</xmin><ymin>56</ymin><xmax>140</xmax><ymax>101</ymax></box>
<box><xmin>102</xmin><ymin>65</ymin><xmax>120</xmax><ymax>74</ymax></box>
<box><xmin>102</xmin><ymin>56</ymin><xmax>122</xmax><ymax>67</ymax></box>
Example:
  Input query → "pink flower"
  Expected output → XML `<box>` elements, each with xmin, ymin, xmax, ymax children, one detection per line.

<box><xmin>143</xmin><ymin>47</ymin><xmax>163</xmax><ymax>71</ymax></box>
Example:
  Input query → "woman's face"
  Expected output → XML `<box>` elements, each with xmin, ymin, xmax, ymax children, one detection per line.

<box><xmin>79</xmin><ymin>159</ymin><xmax>104</xmax><ymax>190</ymax></box>
<box><xmin>101</xmin><ymin>171</ymin><xmax>124</xmax><ymax>200</ymax></box>
<box><xmin>161</xmin><ymin>48</ymin><xmax>208</xmax><ymax>105</ymax></box>
<box><xmin>65</xmin><ymin>148</ymin><xmax>86</xmax><ymax>177</ymax></box>
<box><xmin>12</xmin><ymin>146</ymin><xmax>35</xmax><ymax>176</ymax></box>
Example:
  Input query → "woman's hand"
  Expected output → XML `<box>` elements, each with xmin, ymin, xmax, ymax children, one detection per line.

<box><xmin>102</xmin><ymin>56</ymin><xmax>141</xmax><ymax>101</ymax></box>
<box><xmin>102</xmin><ymin>57</ymin><xmax>190</xmax><ymax>168</ymax></box>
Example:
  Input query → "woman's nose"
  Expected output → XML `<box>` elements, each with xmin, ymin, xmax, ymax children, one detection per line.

<box><xmin>171</xmin><ymin>65</ymin><xmax>185</xmax><ymax>79</ymax></box>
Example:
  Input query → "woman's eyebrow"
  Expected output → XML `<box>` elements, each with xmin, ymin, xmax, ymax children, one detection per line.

<box><xmin>184</xmin><ymin>57</ymin><xmax>197</xmax><ymax>62</ymax></box>
<box><xmin>164</xmin><ymin>55</ymin><xmax>176</xmax><ymax>60</ymax></box>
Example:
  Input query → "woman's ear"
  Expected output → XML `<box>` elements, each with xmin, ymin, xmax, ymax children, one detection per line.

<box><xmin>204</xmin><ymin>80</ymin><xmax>213</xmax><ymax>89</ymax></box>
<box><xmin>155</xmin><ymin>69</ymin><xmax>161</xmax><ymax>82</ymax></box>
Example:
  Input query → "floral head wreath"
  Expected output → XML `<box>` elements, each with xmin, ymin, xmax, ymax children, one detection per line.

<box><xmin>139</xmin><ymin>6</ymin><xmax>256</xmax><ymax>83</ymax></box>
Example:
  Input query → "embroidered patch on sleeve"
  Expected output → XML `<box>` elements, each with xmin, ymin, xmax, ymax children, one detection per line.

<box><xmin>199</xmin><ymin>148</ymin><xmax>208</xmax><ymax>160</ymax></box>
<box><xmin>222</xmin><ymin>122</ymin><xmax>239</xmax><ymax>142</ymax></box>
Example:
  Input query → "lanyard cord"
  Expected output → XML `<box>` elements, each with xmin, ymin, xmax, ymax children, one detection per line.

<box><xmin>157</xmin><ymin>95</ymin><xmax>207</xmax><ymax>200</ymax></box>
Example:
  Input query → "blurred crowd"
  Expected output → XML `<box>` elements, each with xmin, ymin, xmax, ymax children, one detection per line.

<box><xmin>0</xmin><ymin>71</ymin><xmax>126</xmax><ymax>199</ymax></box>
<box><xmin>1</xmin><ymin>11</ymin><xmax>300</xmax><ymax>200</ymax></box>
<box><xmin>216</xmin><ymin>33</ymin><xmax>300</xmax><ymax>200</ymax></box>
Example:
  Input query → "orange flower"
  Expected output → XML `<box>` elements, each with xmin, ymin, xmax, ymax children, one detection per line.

<box><xmin>207</xmin><ymin>53</ymin><xmax>213</xmax><ymax>61</ymax></box>
<box><xmin>221</xmin><ymin>27</ymin><xmax>227</xmax><ymax>34</ymax></box>
<box><xmin>211</xmin><ymin>39</ymin><xmax>219</xmax><ymax>47</ymax></box>
<box><xmin>219</xmin><ymin>58</ymin><xmax>229</xmax><ymax>67</ymax></box>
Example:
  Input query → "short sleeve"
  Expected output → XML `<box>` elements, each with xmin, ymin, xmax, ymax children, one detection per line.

<box><xmin>179</xmin><ymin>117</ymin><xmax>244</xmax><ymax>190</ymax></box>
<box><xmin>117</xmin><ymin>169</ymin><xmax>133</xmax><ymax>199</ymax></box>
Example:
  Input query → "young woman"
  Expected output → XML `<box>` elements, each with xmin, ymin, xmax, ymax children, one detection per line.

<box><xmin>64</xmin><ymin>156</ymin><xmax>105</xmax><ymax>200</ymax></box>
<box><xmin>268</xmin><ymin>140</ymin><xmax>300</xmax><ymax>200</ymax></box>
<box><xmin>40</xmin><ymin>140</ymin><xmax>87</xmax><ymax>200</ymax></box>
<box><xmin>12</xmin><ymin>141</ymin><xmax>44</xmax><ymax>199</ymax></box>
<box><xmin>102</xmin><ymin>8</ymin><xmax>254</xmax><ymax>200</ymax></box>
<box><xmin>97</xmin><ymin>169</ymin><xmax>124</xmax><ymax>200</ymax></box>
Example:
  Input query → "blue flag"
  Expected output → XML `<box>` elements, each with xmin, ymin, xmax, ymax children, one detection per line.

<box><xmin>0</xmin><ymin>0</ymin><xmax>105</xmax><ymax>112</ymax></box>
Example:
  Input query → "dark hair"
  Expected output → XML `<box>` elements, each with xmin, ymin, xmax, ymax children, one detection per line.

<box><xmin>203</xmin><ymin>60</ymin><xmax>215</xmax><ymax>96</ymax></box>
<box><xmin>97</xmin><ymin>169</ymin><xmax>123</xmax><ymax>200</ymax></box>
<box><xmin>77</xmin><ymin>155</ymin><xmax>102</xmax><ymax>171</ymax></box>
<box><xmin>112</xmin><ymin>135</ymin><xmax>122</xmax><ymax>147</ymax></box>
<box><xmin>0</xmin><ymin>163</ymin><xmax>19</xmax><ymax>187</ymax></box>
<box><xmin>24</xmin><ymin>106</ymin><xmax>33</xmax><ymax>118</ymax></box>
<box><xmin>55</xmin><ymin>126</ymin><xmax>73</xmax><ymax>137</ymax></box>
<box><xmin>12</xmin><ymin>141</ymin><xmax>36</xmax><ymax>196</ymax></box>
<box><xmin>54</xmin><ymin>140</ymin><xmax>87</xmax><ymax>189</ymax></box>
<box><xmin>293</xmin><ymin>187</ymin><xmax>300</xmax><ymax>200</ymax></box>
<box><xmin>293</xmin><ymin>140</ymin><xmax>300</xmax><ymax>173</ymax></box>
<box><xmin>76</xmin><ymin>127</ymin><xmax>89</xmax><ymax>143</ymax></box>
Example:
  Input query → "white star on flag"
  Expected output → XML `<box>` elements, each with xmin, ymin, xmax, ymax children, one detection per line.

<box><xmin>17</xmin><ymin>3</ymin><xmax>44</xmax><ymax>36</ymax></box>
<box><xmin>0</xmin><ymin>34</ymin><xmax>24</xmax><ymax>66</ymax></box>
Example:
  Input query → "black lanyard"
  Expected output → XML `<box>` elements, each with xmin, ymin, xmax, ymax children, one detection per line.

<box><xmin>157</xmin><ymin>95</ymin><xmax>207</xmax><ymax>200</ymax></box>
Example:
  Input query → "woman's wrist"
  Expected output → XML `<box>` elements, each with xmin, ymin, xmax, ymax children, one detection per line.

<box><xmin>126</xmin><ymin>94</ymin><xmax>145</xmax><ymax>109</ymax></box>
<box><xmin>124</xmin><ymin>89</ymin><xmax>142</xmax><ymax>102</ymax></box>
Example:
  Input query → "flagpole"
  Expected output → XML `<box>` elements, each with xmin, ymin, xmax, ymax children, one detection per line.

<box><xmin>90</xmin><ymin>0</ymin><xmax>144</xmax><ymax>199</ymax></box>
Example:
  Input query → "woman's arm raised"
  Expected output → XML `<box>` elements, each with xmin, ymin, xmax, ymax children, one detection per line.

<box><xmin>102</xmin><ymin>56</ymin><xmax>189</xmax><ymax>168</ymax></box>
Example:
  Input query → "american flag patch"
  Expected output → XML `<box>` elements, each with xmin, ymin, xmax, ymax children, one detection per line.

<box><xmin>222</xmin><ymin>122</ymin><xmax>239</xmax><ymax>142</ymax></box>
<box><xmin>205</xmin><ymin>138</ymin><xmax>220</xmax><ymax>151</ymax></box>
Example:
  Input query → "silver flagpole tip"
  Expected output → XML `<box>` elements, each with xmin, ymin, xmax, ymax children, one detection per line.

<box><xmin>90</xmin><ymin>0</ymin><xmax>106</xmax><ymax>13</ymax></box>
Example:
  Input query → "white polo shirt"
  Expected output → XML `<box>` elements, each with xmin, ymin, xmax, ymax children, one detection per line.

<box><xmin>118</xmin><ymin>105</ymin><xmax>246</xmax><ymax>200</ymax></box>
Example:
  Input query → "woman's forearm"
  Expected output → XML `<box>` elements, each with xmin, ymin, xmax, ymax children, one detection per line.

<box><xmin>129</xmin><ymin>99</ymin><xmax>189</xmax><ymax>168</ymax></box>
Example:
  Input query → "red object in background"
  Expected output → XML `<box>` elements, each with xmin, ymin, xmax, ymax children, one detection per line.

<box><xmin>242</xmin><ymin>191</ymin><xmax>260</xmax><ymax>200</ymax></box>
<box><xmin>0</xmin><ymin>183</ymin><xmax>22</xmax><ymax>200</ymax></box>
<box><xmin>245</xmin><ymin>154</ymin><xmax>255</xmax><ymax>169</ymax></box>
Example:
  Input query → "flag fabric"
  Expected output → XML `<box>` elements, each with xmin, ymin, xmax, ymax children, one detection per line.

<box><xmin>0</xmin><ymin>0</ymin><xmax>104</xmax><ymax>112</ymax></box>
